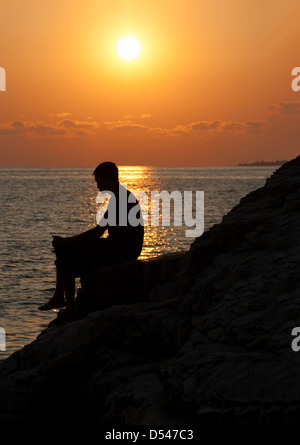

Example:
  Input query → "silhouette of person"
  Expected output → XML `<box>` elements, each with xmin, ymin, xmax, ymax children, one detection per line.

<box><xmin>38</xmin><ymin>161</ymin><xmax>144</xmax><ymax>313</ymax></box>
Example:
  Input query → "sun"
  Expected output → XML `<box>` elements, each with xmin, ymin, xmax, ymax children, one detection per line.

<box><xmin>117</xmin><ymin>37</ymin><xmax>141</xmax><ymax>61</ymax></box>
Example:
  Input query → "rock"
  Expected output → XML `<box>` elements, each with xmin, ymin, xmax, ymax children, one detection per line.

<box><xmin>1</xmin><ymin>156</ymin><xmax>300</xmax><ymax>425</ymax></box>
<box><xmin>77</xmin><ymin>251</ymin><xmax>186</xmax><ymax>315</ymax></box>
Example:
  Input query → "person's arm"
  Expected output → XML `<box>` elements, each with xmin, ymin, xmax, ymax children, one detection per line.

<box><xmin>52</xmin><ymin>224</ymin><xmax>107</xmax><ymax>249</ymax></box>
<box><xmin>66</xmin><ymin>224</ymin><xmax>106</xmax><ymax>243</ymax></box>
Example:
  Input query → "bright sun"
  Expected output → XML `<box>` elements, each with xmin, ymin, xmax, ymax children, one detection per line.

<box><xmin>117</xmin><ymin>37</ymin><xmax>141</xmax><ymax>60</ymax></box>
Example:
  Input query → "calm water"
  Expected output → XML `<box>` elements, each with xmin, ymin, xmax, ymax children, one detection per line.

<box><xmin>0</xmin><ymin>166</ymin><xmax>277</xmax><ymax>361</ymax></box>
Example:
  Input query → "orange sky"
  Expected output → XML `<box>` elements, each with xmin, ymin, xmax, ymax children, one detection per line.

<box><xmin>1</xmin><ymin>0</ymin><xmax>300</xmax><ymax>166</ymax></box>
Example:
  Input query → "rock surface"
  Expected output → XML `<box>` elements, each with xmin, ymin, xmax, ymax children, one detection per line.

<box><xmin>1</xmin><ymin>156</ymin><xmax>300</xmax><ymax>425</ymax></box>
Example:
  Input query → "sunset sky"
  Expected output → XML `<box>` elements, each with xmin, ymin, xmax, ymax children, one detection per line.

<box><xmin>1</xmin><ymin>0</ymin><xmax>300</xmax><ymax>166</ymax></box>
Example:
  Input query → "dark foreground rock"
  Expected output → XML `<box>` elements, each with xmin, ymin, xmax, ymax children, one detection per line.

<box><xmin>1</xmin><ymin>156</ymin><xmax>300</xmax><ymax>425</ymax></box>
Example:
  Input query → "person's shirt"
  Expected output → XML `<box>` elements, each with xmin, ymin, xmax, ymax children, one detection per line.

<box><xmin>101</xmin><ymin>184</ymin><xmax>144</xmax><ymax>258</ymax></box>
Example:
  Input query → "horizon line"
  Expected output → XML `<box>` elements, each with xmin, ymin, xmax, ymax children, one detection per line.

<box><xmin>0</xmin><ymin>163</ymin><xmax>284</xmax><ymax>169</ymax></box>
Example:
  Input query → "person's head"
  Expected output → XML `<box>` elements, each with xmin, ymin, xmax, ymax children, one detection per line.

<box><xmin>93</xmin><ymin>161</ymin><xmax>119</xmax><ymax>192</ymax></box>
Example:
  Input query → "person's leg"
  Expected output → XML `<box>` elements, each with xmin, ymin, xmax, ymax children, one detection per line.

<box><xmin>39</xmin><ymin>238</ymin><xmax>112</xmax><ymax>312</ymax></box>
<box><xmin>62</xmin><ymin>264</ymin><xmax>76</xmax><ymax>310</ymax></box>
<box><xmin>53</xmin><ymin>263</ymin><xmax>65</xmax><ymax>300</ymax></box>
<box><xmin>38</xmin><ymin>262</ymin><xmax>77</xmax><ymax>311</ymax></box>
<box><xmin>38</xmin><ymin>263</ymin><xmax>66</xmax><ymax>311</ymax></box>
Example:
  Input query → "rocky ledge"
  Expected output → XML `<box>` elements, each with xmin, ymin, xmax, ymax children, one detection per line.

<box><xmin>1</xmin><ymin>156</ymin><xmax>300</xmax><ymax>425</ymax></box>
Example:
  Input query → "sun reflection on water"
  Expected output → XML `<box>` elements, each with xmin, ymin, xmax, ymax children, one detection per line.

<box><xmin>120</xmin><ymin>166</ymin><xmax>170</xmax><ymax>260</ymax></box>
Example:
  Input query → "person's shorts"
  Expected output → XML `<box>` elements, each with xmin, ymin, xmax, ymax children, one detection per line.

<box><xmin>54</xmin><ymin>238</ymin><xmax>128</xmax><ymax>277</ymax></box>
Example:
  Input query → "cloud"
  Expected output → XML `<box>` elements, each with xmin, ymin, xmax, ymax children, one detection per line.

<box><xmin>103</xmin><ymin>117</ymin><xmax>263</xmax><ymax>137</ymax></box>
<box><xmin>33</xmin><ymin>122</ymin><xmax>68</xmax><ymax>136</ymax></box>
<box><xmin>49</xmin><ymin>112</ymin><xmax>72</xmax><ymax>118</ymax></box>
<box><xmin>57</xmin><ymin>119</ymin><xmax>99</xmax><ymax>131</ymax></box>
<box><xmin>104</xmin><ymin>120</ymin><xmax>150</xmax><ymax>132</ymax></box>
<box><xmin>269</xmin><ymin>102</ymin><xmax>300</xmax><ymax>115</ymax></box>
<box><xmin>0</xmin><ymin>120</ymin><xmax>32</xmax><ymax>136</ymax></box>
<box><xmin>103</xmin><ymin>120</ymin><xmax>169</xmax><ymax>138</ymax></box>
<box><xmin>122</xmin><ymin>113</ymin><xmax>152</xmax><ymax>120</ymax></box>
<box><xmin>185</xmin><ymin>119</ymin><xmax>263</xmax><ymax>134</ymax></box>
<box><xmin>244</xmin><ymin>121</ymin><xmax>264</xmax><ymax>133</ymax></box>
<box><xmin>220</xmin><ymin>120</ymin><xmax>263</xmax><ymax>133</ymax></box>
<box><xmin>190</xmin><ymin>120</ymin><xmax>221</xmax><ymax>131</ymax></box>
<box><xmin>0</xmin><ymin>118</ymin><xmax>99</xmax><ymax>138</ymax></box>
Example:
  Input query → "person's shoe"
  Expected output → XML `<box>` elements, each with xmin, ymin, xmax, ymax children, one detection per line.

<box><xmin>38</xmin><ymin>297</ymin><xmax>65</xmax><ymax>311</ymax></box>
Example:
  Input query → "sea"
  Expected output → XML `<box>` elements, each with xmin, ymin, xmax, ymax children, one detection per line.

<box><xmin>0</xmin><ymin>165</ymin><xmax>278</xmax><ymax>361</ymax></box>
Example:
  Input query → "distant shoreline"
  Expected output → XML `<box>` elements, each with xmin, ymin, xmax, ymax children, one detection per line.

<box><xmin>237</xmin><ymin>160</ymin><xmax>288</xmax><ymax>167</ymax></box>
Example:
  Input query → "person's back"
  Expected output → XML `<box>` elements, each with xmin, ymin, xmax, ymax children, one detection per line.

<box><xmin>104</xmin><ymin>183</ymin><xmax>144</xmax><ymax>261</ymax></box>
